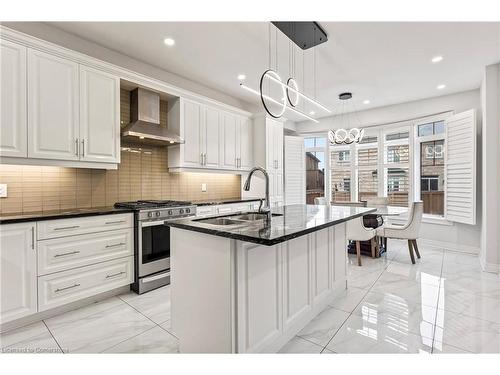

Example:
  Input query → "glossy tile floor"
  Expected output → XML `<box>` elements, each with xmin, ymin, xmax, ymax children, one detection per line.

<box><xmin>1</xmin><ymin>239</ymin><xmax>499</xmax><ymax>353</ymax></box>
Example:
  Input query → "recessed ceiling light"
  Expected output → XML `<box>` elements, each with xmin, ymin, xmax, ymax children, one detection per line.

<box><xmin>437</xmin><ymin>84</ymin><xmax>446</xmax><ymax>90</ymax></box>
<box><xmin>237</xmin><ymin>74</ymin><xmax>246</xmax><ymax>81</ymax></box>
<box><xmin>431</xmin><ymin>55</ymin><xmax>443</xmax><ymax>63</ymax></box>
<box><xmin>163</xmin><ymin>38</ymin><xmax>175</xmax><ymax>46</ymax></box>
<box><xmin>363</xmin><ymin>100</ymin><xmax>370</xmax><ymax>104</ymax></box>
<box><xmin>309</xmin><ymin>111</ymin><xmax>315</xmax><ymax>115</ymax></box>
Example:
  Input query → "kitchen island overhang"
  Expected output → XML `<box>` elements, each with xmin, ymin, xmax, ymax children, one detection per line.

<box><xmin>166</xmin><ymin>204</ymin><xmax>375</xmax><ymax>353</ymax></box>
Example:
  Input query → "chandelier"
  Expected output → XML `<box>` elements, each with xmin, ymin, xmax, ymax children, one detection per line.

<box><xmin>328</xmin><ymin>92</ymin><xmax>365</xmax><ymax>145</ymax></box>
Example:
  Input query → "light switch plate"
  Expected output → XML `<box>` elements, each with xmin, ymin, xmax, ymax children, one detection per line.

<box><xmin>201</xmin><ymin>183</ymin><xmax>207</xmax><ymax>192</ymax></box>
<box><xmin>0</xmin><ymin>184</ymin><xmax>7</xmax><ymax>198</ymax></box>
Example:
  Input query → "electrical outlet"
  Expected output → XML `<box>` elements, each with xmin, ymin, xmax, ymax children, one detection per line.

<box><xmin>201</xmin><ymin>183</ymin><xmax>207</xmax><ymax>192</ymax></box>
<box><xmin>0</xmin><ymin>184</ymin><xmax>7</xmax><ymax>198</ymax></box>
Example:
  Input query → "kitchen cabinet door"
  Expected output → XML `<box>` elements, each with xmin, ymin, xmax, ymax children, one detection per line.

<box><xmin>28</xmin><ymin>49</ymin><xmax>79</xmax><ymax>161</ymax></box>
<box><xmin>274</xmin><ymin>122</ymin><xmax>284</xmax><ymax>170</ymax></box>
<box><xmin>0</xmin><ymin>222</ymin><xmax>37</xmax><ymax>324</ymax></box>
<box><xmin>0</xmin><ymin>40</ymin><xmax>27</xmax><ymax>158</ymax></box>
<box><xmin>266</xmin><ymin>119</ymin><xmax>276</xmax><ymax>170</ymax></box>
<box><xmin>79</xmin><ymin>65</ymin><xmax>120</xmax><ymax>163</ymax></box>
<box><xmin>221</xmin><ymin>112</ymin><xmax>238</xmax><ymax>169</ymax></box>
<box><xmin>204</xmin><ymin>106</ymin><xmax>220</xmax><ymax>168</ymax></box>
<box><xmin>182</xmin><ymin>100</ymin><xmax>203</xmax><ymax>167</ymax></box>
<box><xmin>239</xmin><ymin>117</ymin><xmax>253</xmax><ymax>170</ymax></box>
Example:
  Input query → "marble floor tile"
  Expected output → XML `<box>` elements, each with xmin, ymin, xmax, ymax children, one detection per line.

<box><xmin>0</xmin><ymin>322</ymin><xmax>61</xmax><ymax>354</ymax></box>
<box><xmin>119</xmin><ymin>285</ymin><xmax>171</xmax><ymax>324</ymax></box>
<box><xmin>434</xmin><ymin>309</ymin><xmax>500</xmax><ymax>353</ymax></box>
<box><xmin>352</xmin><ymin>291</ymin><xmax>437</xmax><ymax>339</ymax></box>
<box><xmin>326</xmin><ymin>314</ymin><xmax>433</xmax><ymax>353</ymax></box>
<box><xmin>279</xmin><ymin>336</ymin><xmax>324</xmax><ymax>353</ymax></box>
<box><xmin>297</xmin><ymin>306</ymin><xmax>350</xmax><ymax>347</ymax></box>
<box><xmin>45</xmin><ymin>297</ymin><xmax>155</xmax><ymax>353</ymax></box>
<box><xmin>328</xmin><ymin>287</ymin><xmax>368</xmax><ymax>313</ymax></box>
<box><xmin>348</xmin><ymin>268</ymin><xmax>383</xmax><ymax>290</ymax></box>
<box><xmin>437</xmin><ymin>287</ymin><xmax>500</xmax><ymax>324</ymax></box>
<box><xmin>347</xmin><ymin>253</ymin><xmax>391</xmax><ymax>272</ymax></box>
<box><xmin>371</xmin><ymin>274</ymin><xmax>441</xmax><ymax>308</ymax></box>
<box><xmin>432</xmin><ymin>340</ymin><xmax>473</xmax><ymax>354</ymax></box>
<box><xmin>102</xmin><ymin>326</ymin><xmax>179</xmax><ymax>353</ymax></box>
<box><xmin>440</xmin><ymin>270</ymin><xmax>500</xmax><ymax>299</ymax></box>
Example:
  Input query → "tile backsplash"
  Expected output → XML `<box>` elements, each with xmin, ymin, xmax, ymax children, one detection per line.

<box><xmin>0</xmin><ymin>147</ymin><xmax>241</xmax><ymax>214</ymax></box>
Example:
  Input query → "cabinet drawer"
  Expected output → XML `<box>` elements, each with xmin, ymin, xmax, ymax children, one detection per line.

<box><xmin>38</xmin><ymin>256</ymin><xmax>133</xmax><ymax>311</ymax></box>
<box><xmin>196</xmin><ymin>206</ymin><xmax>215</xmax><ymax>217</ymax></box>
<box><xmin>37</xmin><ymin>213</ymin><xmax>133</xmax><ymax>240</ymax></box>
<box><xmin>38</xmin><ymin>228</ymin><xmax>133</xmax><ymax>276</ymax></box>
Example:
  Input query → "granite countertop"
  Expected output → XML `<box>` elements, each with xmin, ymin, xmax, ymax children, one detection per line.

<box><xmin>165</xmin><ymin>204</ymin><xmax>376</xmax><ymax>246</ymax></box>
<box><xmin>191</xmin><ymin>197</ymin><xmax>263</xmax><ymax>206</ymax></box>
<box><xmin>0</xmin><ymin>207</ymin><xmax>134</xmax><ymax>224</ymax></box>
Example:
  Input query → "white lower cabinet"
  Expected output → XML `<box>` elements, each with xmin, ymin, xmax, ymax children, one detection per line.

<box><xmin>0</xmin><ymin>222</ymin><xmax>37</xmax><ymax>324</ymax></box>
<box><xmin>38</xmin><ymin>256</ymin><xmax>133</xmax><ymax>312</ymax></box>
<box><xmin>38</xmin><ymin>228</ymin><xmax>133</xmax><ymax>276</ymax></box>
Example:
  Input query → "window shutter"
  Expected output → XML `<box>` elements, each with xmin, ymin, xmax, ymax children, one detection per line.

<box><xmin>444</xmin><ymin>109</ymin><xmax>476</xmax><ymax>225</ymax></box>
<box><xmin>284</xmin><ymin>136</ymin><xmax>305</xmax><ymax>205</ymax></box>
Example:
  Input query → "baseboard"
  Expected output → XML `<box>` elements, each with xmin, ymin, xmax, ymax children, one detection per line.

<box><xmin>479</xmin><ymin>256</ymin><xmax>500</xmax><ymax>274</ymax></box>
<box><xmin>418</xmin><ymin>238</ymin><xmax>480</xmax><ymax>255</ymax></box>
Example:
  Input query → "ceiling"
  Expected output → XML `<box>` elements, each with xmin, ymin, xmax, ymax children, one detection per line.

<box><xmin>49</xmin><ymin>22</ymin><xmax>500</xmax><ymax>121</ymax></box>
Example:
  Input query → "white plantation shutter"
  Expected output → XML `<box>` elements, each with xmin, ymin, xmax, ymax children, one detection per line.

<box><xmin>444</xmin><ymin>109</ymin><xmax>477</xmax><ymax>224</ymax></box>
<box><xmin>284</xmin><ymin>136</ymin><xmax>305</xmax><ymax>205</ymax></box>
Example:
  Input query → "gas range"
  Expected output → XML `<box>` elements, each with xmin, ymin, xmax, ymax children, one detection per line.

<box><xmin>113</xmin><ymin>200</ymin><xmax>196</xmax><ymax>294</ymax></box>
<box><xmin>114</xmin><ymin>200</ymin><xmax>196</xmax><ymax>221</ymax></box>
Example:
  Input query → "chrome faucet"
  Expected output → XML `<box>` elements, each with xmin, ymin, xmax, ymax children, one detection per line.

<box><xmin>243</xmin><ymin>166</ymin><xmax>271</xmax><ymax>220</ymax></box>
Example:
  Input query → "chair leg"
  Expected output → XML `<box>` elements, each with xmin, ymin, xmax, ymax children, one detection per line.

<box><xmin>356</xmin><ymin>241</ymin><xmax>362</xmax><ymax>266</ymax></box>
<box><xmin>384</xmin><ymin>237</ymin><xmax>387</xmax><ymax>250</ymax></box>
<box><xmin>370</xmin><ymin>238</ymin><xmax>376</xmax><ymax>258</ymax></box>
<box><xmin>412</xmin><ymin>239</ymin><xmax>421</xmax><ymax>259</ymax></box>
<box><xmin>407</xmin><ymin>239</ymin><xmax>416</xmax><ymax>264</ymax></box>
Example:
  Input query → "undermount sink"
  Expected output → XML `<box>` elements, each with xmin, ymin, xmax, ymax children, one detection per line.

<box><xmin>232</xmin><ymin>213</ymin><xmax>282</xmax><ymax>221</ymax></box>
<box><xmin>194</xmin><ymin>217</ymin><xmax>246</xmax><ymax>226</ymax></box>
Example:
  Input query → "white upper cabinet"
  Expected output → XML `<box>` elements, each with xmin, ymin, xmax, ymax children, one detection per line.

<box><xmin>222</xmin><ymin>112</ymin><xmax>238</xmax><ymax>169</ymax></box>
<box><xmin>182</xmin><ymin>100</ymin><xmax>203</xmax><ymax>167</ymax></box>
<box><xmin>79</xmin><ymin>65</ymin><xmax>120</xmax><ymax>163</ymax></box>
<box><xmin>239</xmin><ymin>117</ymin><xmax>253</xmax><ymax>170</ymax></box>
<box><xmin>203</xmin><ymin>106</ymin><xmax>221</xmax><ymax>168</ymax></box>
<box><xmin>0</xmin><ymin>222</ymin><xmax>37</xmax><ymax>324</ymax></box>
<box><xmin>0</xmin><ymin>40</ymin><xmax>27</xmax><ymax>158</ymax></box>
<box><xmin>28</xmin><ymin>49</ymin><xmax>80</xmax><ymax>161</ymax></box>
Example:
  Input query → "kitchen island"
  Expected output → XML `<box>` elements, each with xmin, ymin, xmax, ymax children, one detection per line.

<box><xmin>166</xmin><ymin>204</ymin><xmax>375</xmax><ymax>353</ymax></box>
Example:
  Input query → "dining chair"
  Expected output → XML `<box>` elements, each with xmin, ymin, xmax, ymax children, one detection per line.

<box><xmin>347</xmin><ymin>217</ymin><xmax>378</xmax><ymax>266</ymax></box>
<box><xmin>330</xmin><ymin>201</ymin><xmax>367</xmax><ymax>207</ymax></box>
<box><xmin>376</xmin><ymin>201</ymin><xmax>423</xmax><ymax>264</ymax></box>
<box><xmin>314</xmin><ymin>197</ymin><xmax>328</xmax><ymax>205</ymax></box>
<box><xmin>364</xmin><ymin>197</ymin><xmax>389</xmax><ymax>207</ymax></box>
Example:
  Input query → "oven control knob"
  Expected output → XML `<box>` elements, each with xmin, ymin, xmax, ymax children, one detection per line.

<box><xmin>168</xmin><ymin>210</ymin><xmax>173</xmax><ymax>215</ymax></box>
<box><xmin>147</xmin><ymin>212</ymin><xmax>153</xmax><ymax>218</ymax></box>
<box><xmin>179</xmin><ymin>209</ymin><xmax>184</xmax><ymax>214</ymax></box>
<box><xmin>186</xmin><ymin>208</ymin><xmax>190</xmax><ymax>213</ymax></box>
<box><xmin>155</xmin><ymin>211</ymin><xmax>161</xmax><ymax>217</ymax></box>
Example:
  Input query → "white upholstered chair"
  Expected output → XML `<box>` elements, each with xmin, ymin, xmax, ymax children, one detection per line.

<box><xmin>314</xmin><ymin>197</ymin><xmax>328</xmax><ymax>205</ymax></box>
<box><xmin>376</xmin><ymin>201</ymin><xmax>423</xmax><ymax>264</ymax></box>
<box><xmin>364</xmin><ymin>197</ymin><xmax>389</xmax><ymax>208</ymax></box>
<box><xmin>346</xmin><ymin>217</ymin><xmax>378</xmax><ymax>266</ymax></box>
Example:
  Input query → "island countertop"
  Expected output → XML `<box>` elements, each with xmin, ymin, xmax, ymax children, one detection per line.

<box><xmin>165</xmin><ymin>204</ymin><xmax>376</xmax><ymax>246</ymax></box>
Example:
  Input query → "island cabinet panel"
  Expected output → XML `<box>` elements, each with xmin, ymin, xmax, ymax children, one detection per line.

<box><xmin>283</xmin><ymin>236</ymin><xmax>311</xmax><ymax>330</ymax></box>
<box><xmin>312</xmin><ymin>228</ymin><xmax>333</xmax><ymax>303</ymax></box>
<box><xmin>237</xmin><ymin>243</ymin><xmax>283</xmax><ymax>353</ymax></box>
<box><xmin>334</xmin><ymin>224</ymin><xmax>347</xmax><ymax>284</ymax></box>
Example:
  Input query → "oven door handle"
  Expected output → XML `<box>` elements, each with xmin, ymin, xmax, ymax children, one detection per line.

<box><xmin>140</xmin><ymin>220</ymin><xmax>167</xmax><ymax>228</ymax></box>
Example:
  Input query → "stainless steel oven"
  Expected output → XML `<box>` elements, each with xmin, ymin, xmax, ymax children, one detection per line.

<box><xmin>114</xmin><ymin>200</ymin><xmax>195</xmax><ymax>294</ymax></box>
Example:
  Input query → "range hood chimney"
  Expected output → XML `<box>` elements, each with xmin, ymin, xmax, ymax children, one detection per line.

<box><xmin>121</xmin><ymin>88</ymin><xmax>184</xmax><ymax>146</ymax></box>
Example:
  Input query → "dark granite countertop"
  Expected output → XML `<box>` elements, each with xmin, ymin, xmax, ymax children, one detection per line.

<box><xmin>192</xmin><ymin>197</ymin><xmax>262</xmax><ymax>206</ymax></box>
<box><xmin>165</xmin><ymin>204</ymin><xmax>376</xmax><ymax>246</ymax></box>
<box><xmin>0</xmin><ymin>207</ymin><xmax>134</xmax><ymax>225</ymax></box>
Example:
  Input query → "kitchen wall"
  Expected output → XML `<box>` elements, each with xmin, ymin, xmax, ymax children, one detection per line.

<box><xmin>296</xmin><ymin>89</ymin><xmax>483</xmax><ymax>253</ymax></box>
<box><xmin>0</xmin><ymin>153</ymin><xmax>241</xmax><ymax>214</ymax></box>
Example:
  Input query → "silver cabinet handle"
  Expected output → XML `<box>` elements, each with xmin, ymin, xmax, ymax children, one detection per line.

<box><xmin>203</xmin><ymin>153</ymin><xmax>206</xmax><ymax>166</ymax></box>
<box><xmin>105</xmin><ymin>220</ymin><xmax>126</xmax><ymax>225</ymax></box>
<box><xmin>81</xmin><ymin>139</ymin><xmax>85</xmax><ymax>157</ymax></box>
<box><xmin>75</xmin><ymin>139</ymin><xmax>79</xmax><ymax>156</ymax></box>
<box><xmin>105</xmin><ymin>242</ymin><xmax>125</xmax><ymax>248</ymax></box>
<box><xmin>31</xmin><ymin>227</ymin><xmax>35</xmax><ymax>250</ymax></box>
<box><xmin>106</xmin><ymin>271</ymin><xmax>125</xmax><ymax>279</ymax></box>
<box><xmin>200</xmin><ymin>152</ymin><xmax>204</xmax><ymax>165</ymax></box>
<box><xmin>54</xmin><ymin>225</ymin><xmax>80</xmax><ymax>231</ymax></box>
<box><xmin>55</xmin><ymin>283</ymin><xmax>80</xmax><ymax>293</ymax></box>
<box><xmin>54</xmin><ymin>250</ymin><xmax>80</xmax><ymax>258</ymax></box>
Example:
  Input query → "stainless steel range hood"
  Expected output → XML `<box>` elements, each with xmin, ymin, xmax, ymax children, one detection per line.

<box><xmin>121</xmin><ymin>88</ymin><xmax>184</xmax><ymax>146</ymax></box>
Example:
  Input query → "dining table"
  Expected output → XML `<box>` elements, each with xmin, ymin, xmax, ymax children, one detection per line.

<box><xmin>347</xmin><ymin>205</ymin><xmax>408</xmax><ymax>258</ymax></box>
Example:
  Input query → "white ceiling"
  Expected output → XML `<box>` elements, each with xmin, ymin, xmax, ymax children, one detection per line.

<box><xmin>49</xmin><ymin>22</ymin><xmax>500</xmax><ymax>121</ymax></box>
